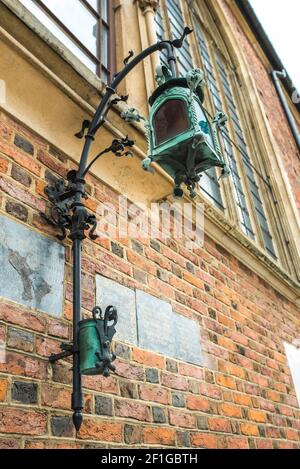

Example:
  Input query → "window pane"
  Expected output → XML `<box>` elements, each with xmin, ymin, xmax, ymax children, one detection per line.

<box><xmin>20</xmin><ymin>0</ymin><xmax>98</xmax><ymax>72</ymax></box>
<box><xmin>101</xmin><ymin>0</ymin><xmax>108</xmax><ymax>23</ymax></box>
<box><xmin>155</xmin><ymin>6</ymin><xmax>169</xmax><ymax>67</ymax></box>
<box><xmin>101</xmin><ymin>68</ymin><xmax>109</xmax><ymax>84</ymax></box>
<box><xmin>40</xmin><ymin>0</ymin><xmax>98</xmax><ymax>55</ymax></box>
<box><xmin>87</xmin><ymin>0</ymin><xmax>99</xmax><ymax>11</ymax></box>
<box><xmin>165</xmin><ymin>0</ymin><xmax>193</xmax><ymax>77</ymax></box>
<box><xmin>153</xmin><ymin>100</ymin><xmax>189</xmax><ymax>145</ymax></box>
<box><xmin>101</xmin><ymin>25</ymin><xmax>109</xmax><ymax>68</ymax></box>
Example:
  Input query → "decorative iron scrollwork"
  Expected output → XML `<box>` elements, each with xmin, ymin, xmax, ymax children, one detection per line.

<box><xmin>93</xmin><ymin>305</ymin><xmax>118</xmax><ymax>377</ymax></box>
<box><xmin>43</xmin><ymin>170</ymin><xmax>98</xmax><ymax>241</ymax></box>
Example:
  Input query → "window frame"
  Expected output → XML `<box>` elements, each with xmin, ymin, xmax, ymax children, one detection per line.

<box><xmin>190</xmin><ymin>5</ymin><xmax>281</xmax><ymax>262</ymax></box>
<box><xmin>20</xmin><ymin>0</ymin><xmax>115</xmax><ymax>82</ymax></box>
<box><xmin>154</xmin><ymin>0</ymin><xmax>300</xmax><ymax>272</ymax></box>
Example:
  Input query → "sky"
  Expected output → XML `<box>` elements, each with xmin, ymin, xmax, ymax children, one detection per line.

<box><xmin>250</xmin><ymin>0</ymin><xmax>300</xmax><ymax>91</ymax></box>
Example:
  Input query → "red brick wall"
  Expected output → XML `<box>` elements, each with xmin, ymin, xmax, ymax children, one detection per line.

<box><xmin>220</xmin><ymin>0</ymin><xmax>300</xmax><ymax>215</ymax></box>
<box><xmin>0</xmin><ymin>109</ymin><xmax>300</xmax><ymax>449</ymax></box>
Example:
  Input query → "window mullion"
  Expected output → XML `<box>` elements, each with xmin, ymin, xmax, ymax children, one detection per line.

<box><xmin>188</xmin><ymin>16</ymin><xmax>230</xmax><ymax>214</ymax></box>
<box><xmin>211</xmin><ymin>45</ymin><xmax>262</xmax><ymax>242</ymax></box>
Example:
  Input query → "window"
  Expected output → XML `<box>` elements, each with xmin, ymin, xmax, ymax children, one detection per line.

<box><xmin>20</xmin><ymin>0</ymin><xmax>114</xmax><ymax>82</ymax></box>
<box><xmin>197</xmin><ymin>24</ymin><xmax>277</xmax><ymax>259</ymax></box>
<box><xmin>155</xmin><ymin>1</ymin><xmax>283</xmax><ymax>262</ymax></box>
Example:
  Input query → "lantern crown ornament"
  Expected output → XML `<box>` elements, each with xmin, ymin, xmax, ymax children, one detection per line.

<box><xmin>139</xmin><ymin>65</ymin><xmax>230</xmax><ymax>198</ymax></box>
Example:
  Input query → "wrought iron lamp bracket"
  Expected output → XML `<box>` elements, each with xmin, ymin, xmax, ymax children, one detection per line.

<box><xmin>42</xmin><ymin>28</ymin><xmax>192</xmax><ymax>432</ymax></box>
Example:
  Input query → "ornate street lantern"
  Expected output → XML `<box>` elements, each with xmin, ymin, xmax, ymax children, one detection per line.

<box><xmin>141</xmin><ymin>66</ymin><xmax>229</xmax><ymax>198</ymax></box>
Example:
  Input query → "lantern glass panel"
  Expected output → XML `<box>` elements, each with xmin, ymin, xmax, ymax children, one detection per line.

<box><xmin>153</xmin><ymin>99</ymin><xmax>189</xmax><ymax>145</ymax></box>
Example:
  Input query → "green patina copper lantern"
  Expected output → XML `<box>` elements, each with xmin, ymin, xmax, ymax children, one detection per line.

<box><xmin>79</xmin><ymin>305</ymin><xmax>117</xmax><ymax>376</ymax></box>
<box><xmin>123</xmin><ymin>65</ymin><xmax>229</xmax><ymax>198</ymax></box>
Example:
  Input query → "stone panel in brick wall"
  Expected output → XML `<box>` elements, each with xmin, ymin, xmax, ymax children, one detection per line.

<box><xmin>95</xmin><ymin>278</ymin><xmax>203</xmax><ymax>365</ymax></box>
<box><xmin>136</xmin><ymin>290</ymin><xmax>175</xmax><ymax>357</ymax></box>
<box><xmin>96</xmin><ymin>275</ymin><xmax>137</xmax><ymax>345</ymax></box>
<box><xmin>0</xmin><ymin>215</ymin><xmax>64</xmax><ymax>316</ymax></box>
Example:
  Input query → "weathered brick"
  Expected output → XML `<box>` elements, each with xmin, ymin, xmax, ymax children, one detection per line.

<box><xmin>0</xmin><ymin>120</ymin><xmax>13</xmax><ymax>142</ymax></box>
<box><xmin>257</xmin><ymin>440</ymin><xmax>273</xmax><ymax>449</ymax></box>
<box><xmin>265</xmin><ymin>426</ymin><xmax>281</xmax><ymax>439</ymax></box>
<box><xmin>47</xmin><ymin>319</ymin><xmax>69</xmax><ymax>339</ymax></box>
<box><xmin>132</xmin><ymin>240</ymin><xmax>143</xmax><ymax>255</ymax></box>
<box><xmin>143</xmin><ymin>427</ymin><xmax>176</xmax><ymax>446</ymax></box>
<box><xmin>161</xmin><ymin>372</ymin><xmax>188</xmax><ymax>391</ymax></box>
<box><xmin>82</xmin><ymin>375</ymin><xmax>119</xmax><ymax>394</ymax></box>
<box><xmin>0</xmin><ymin>438</ymin><xmax>21</xmax><ymax>449</ymax></box>
<box><xmin>51</xmin><ymin>415</ymin><xmax>74</xmax><ymax>437</ymax></box>
<box><xmin>37</xmin><ymin>149</ymin><xmax>67</xmax><ymax>177</ymax></box>
<box><xmin>78</xmin><ymin>419</ymin><xmax>122</xmax><ymax>442</ymax></box>
<box><xmin>191</xmin><ymin>432</ymin><xmax>217</xmax><ymax>449</ymax></box>
<box><xmin>5</xmin><ymin>199</ymin><xmax>28</xmax><ymax>221</ymax></box>
<box><xmin>0</xmin><ymin>175</ymin><xmax>45</xmax><ymax>211</ymax></box>
<box><xmin>208</xmin><ymin>417</ymin><xmax>231</xmax><ymax>433</ymax></box>
<box><xmin>172</xmin><ymin>392</ymin><xmax>185</xmax><ymax>408</ymax></box>
<box><xmin>178</xmin><ymin>363</ymin><xmax>204</xmax><ymax>380</ymax></box>
<box><xmin>114</xmin><ymin>399</ymin><xmax>150</xmax><ymax>421</ymax></box>
<box><xmin>36</xmin><ymin>336</ymin><xmax>62</xmax><ymax>357</ymax></box>
<box><xmin>240</xmin><ymin>423</ymin><xmax>259</xmax><ymax>436</ymax></box>
<box><xmin>248</xmin><ymin>409</ymin><xmax>267</xmax><ymax>423</ymax></box>
<box><xmin>95</xmin><ymin>396</ymin><xmax>113</xmax><ymax>416</ymax></box>
<box><xmin>115</xmin><ymin>342</ymin><xmax>130</xmax><ymax>360</ymax></box>
<box><xmin>215</xmin><ymin>374</ymin><xmax>236</xmax><ymax>390</ymax></box>
<box><xmin>114</xmin><ymin>360</ymin><xmax>144</xmax><ymax>381</ymax></box>
<box><xmin>227</xmin><ymin>437</ymin><xmax>249</xmax><ymax>449</ymax></box>
<box><xmin>0</xmin><ymin>141</ymin><xmax>41</xmax><ymax>175</ymax></box>
<box><xmin>133</xmin><ymin>268</ymin><xmax>147</xmax><ymax>284</ymax></box>
<box><xmin>120</xmin><ymin>381</ymin><xmax>138</xmax><ymax>399</ymax></box>
<box><xmin>0</xmin><ymin>378</ymin><xmax>8</xmax><ymax>401</ymax></box>
<box><xmin>182</xmin><ymin>271</ymin><xmax>204</xmax><ymax>290</ymax></box>
<box><xmin>132</xmin><ymin>348</ymin><xmax>164</xmax><ymax>369</ymax></box>
<box><xmin>14</xmin><ymin>134</ymin><xmax>34</xmax><ymax>155</ymax></box>
<box><xmin>233</xmin><ymin>393</ymin><xmax>252</xmax><ymax>406</ymax></box>
<box><xmin>145</xmin><ymin>368</ymin><xmax>159</xmax><ymax>383</ymax></box>
<box><xmin>152</xmin><ymin>406</ymin><xmax>167</xmax><ymax>424</ymax></box>
<box><xmin>0</xmin><ymin>351</ymin><xmax>47</xmax><ymax>379</ymax></box>
<box><xmin>7</xmin><ymin>327</ymin><xmax>34</xmax><ymax>352</ymax></box>
<box><xmin>197</xmin><ymin>415</ymin><xmax>208</xmax><ymax>430</ymax></box>
<box><xmin>176</xmin><ymin>430</ymin><xmax>190</xmax><ymax>447</ymax></box>
<box><xmin>220</xmin><ymin>403</ymin><xmax>242</xmax><ymax>418</ymax></box>
<box><xmin>11</xmin><ymin>381</ymin><xmax>38</xmax><ymax>404</ymax></box>
<box><xmin>0</xmin><ymin>408</ymin><xmax>47</xmax><ymax>435</ymax></box>
<box><xmin>169</xmin><ymin>409</ymin><xmax>196</xmax><ymax>429</ymax></box>
<box><xmin>41</xmin><ymin>384</ymin><xmax>71</xmax><ymax>410</ymax></box>
<box><xmin>124</xmin><ymin>424</ymin><xmax>141</xmax><ymax>444</ymax></box>
<box><xmin>11</xmin><ymin>164</ymin><xmax>32</xmax><ymax>187</ymax></box>
<box><xmin>0</xmin><ymin>155</ymin><xmax>9</xmax><ymax>173</ymax></box>
<box><xmin>198</xmin><ymin>382</ymin><xmax>222</xmax><ymax>400</ymax></box>
<box><xmin>166</xmin><ymin>358</ymin><xmax>178</xmax><ymax>373</ymax></box>
<box><xmin>186</xmin><ymin>395</ymin><xmax>210</xmax><ymax>412</ymax></box>
<box><xmin>139</xmin><ymin>384</ymin><xmax>169</xmax><ymax>405</ymax></box>
<box><xmin>52</xmin><ymin>361</ymin><xmax>72</xmax><ymax>385</ymax></box>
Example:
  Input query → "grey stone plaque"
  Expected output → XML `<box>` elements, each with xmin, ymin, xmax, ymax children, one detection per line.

<box><xmin>96</xmin><ymin>275</ymin><xmax>137</xmax><ymax>345</ymax></box>
<box><xmin>0</xmin><ymin>215</ymin><xmax>65</xmax><ymax>316</ymax></box>
<box><xmin>173</xmin><ymin>313</ymin><xmax>202</xmax><ymax>365</ymax></box>
<box><xmin>136</xmin><ymin>290</ymin><xmax>175</xmax><ymax>357</ymax></box>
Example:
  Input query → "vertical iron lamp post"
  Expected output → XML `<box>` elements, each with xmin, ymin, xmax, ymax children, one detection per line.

<box><xmin>44</xmin><ymin>27</ymin><xmax>229</xmax><ymax>431</ymax></box>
